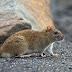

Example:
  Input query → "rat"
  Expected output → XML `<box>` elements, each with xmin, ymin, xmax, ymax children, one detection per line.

<box><xmin>0</xmin><ymin>26</ymin><xmax>64</xmax><ymax>58</ymax></box>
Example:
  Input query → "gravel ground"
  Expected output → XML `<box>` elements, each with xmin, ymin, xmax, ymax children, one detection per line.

<box><xmin>0</xmin><ymin>41</ymin><xmax>72</xmax><ymax>72</ymax></box>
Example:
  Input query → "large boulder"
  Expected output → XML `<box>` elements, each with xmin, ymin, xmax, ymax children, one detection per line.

<box><xmin>0</xmin><ymin>10</ymin><xmax>31</xmax><ymax>43</ymax></box>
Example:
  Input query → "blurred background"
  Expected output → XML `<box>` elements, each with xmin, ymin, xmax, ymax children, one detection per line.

<box><xmin>51</xmin><ymin>0</ymin><xmax>72</xmax><ymax>42</ymax></box>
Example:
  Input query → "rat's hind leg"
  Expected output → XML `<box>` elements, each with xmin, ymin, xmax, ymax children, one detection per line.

<box><xmin>16</xmin><ymin>52</ymin><xmax>38</xmax><ymax>58</ymax></box>
<box><xmin>16</xmin><ymin>54</ymin><xmax>31</xmax><ymax>58</ymax></box>
<box><xmin>20</xmin><ymin>54</ymin><xmax>31</xmax><ymax>57</ymax></box>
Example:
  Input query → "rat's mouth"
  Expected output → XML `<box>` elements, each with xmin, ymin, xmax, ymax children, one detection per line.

<box><xmin>61</xmin><ymin>35</ymin><xmax>64</xmax><ymax>40</ymax></box>
<box><xmin>58</xmin><ymin>35</ymin><xmax>65</xmax><ymax>41</ymax></box>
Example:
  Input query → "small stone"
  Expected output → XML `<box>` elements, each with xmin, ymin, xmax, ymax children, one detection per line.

<box><xmin>68</xmin><ymin>64</ymin><xmax>72</xmax><ymax>69</ymax></box>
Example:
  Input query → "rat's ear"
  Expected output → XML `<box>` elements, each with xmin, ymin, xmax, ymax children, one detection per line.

<box><xmin>47</xmin><ymin>26</ymin><xmax>51</xmax><ymax>32</ymax></box>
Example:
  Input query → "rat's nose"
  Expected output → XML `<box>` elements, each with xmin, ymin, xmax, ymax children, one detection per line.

<box><xmin>63</xmin><ymin>35</ymin><xmax>64</xmax><ymax>38</ymax></box>
<box><xmin>62</xmin><ymin>35</ymin><xmax>64</xmax><ymax>39</ymax></box>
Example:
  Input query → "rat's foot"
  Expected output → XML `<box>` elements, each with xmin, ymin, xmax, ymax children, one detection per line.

<box><xmin>51</xmin><ymin>53</ymin><xmax>58</xmax><ymax>56</ymax></box>
<box><xmin>17</xmin><ymin>54</ymin><xmax>31</xmax><ymax>58</ymax></box>
<box><xmin>41</xmin><ymin>53</ymin><xmax>46</xmax><ymax>57</ymax></box>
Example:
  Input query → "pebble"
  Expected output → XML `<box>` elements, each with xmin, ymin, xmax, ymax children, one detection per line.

<box><xmin>68</xmin><ymin>64</ymin><xmax>72</xmax><ymax>69</ymax></box>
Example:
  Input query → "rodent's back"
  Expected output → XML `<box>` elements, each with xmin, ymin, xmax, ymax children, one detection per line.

<box><xmin>0</xmin><ymin>30</ymin><xmax>51</xmax><ymax>55</ymax></box>
<box><xmin>13</xmin><ymin>30</ymin><xmax>50</xmax><ymax>52</ymax></box>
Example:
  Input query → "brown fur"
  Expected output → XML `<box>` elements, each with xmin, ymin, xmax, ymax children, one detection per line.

<box><xmin>0</xmin><ymin>27</ymin><xmax>64</xmax><ymax>57</ymax></box>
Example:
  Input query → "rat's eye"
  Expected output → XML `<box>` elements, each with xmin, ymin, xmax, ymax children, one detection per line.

<box><xmin>45</xmin><ymin>30</ymin><xmax>48</xmax><ymax>32</ymax></box>
<box><xmin>54</xmin><ymin>32</ymin><xmax>58</xmax><ymax>34</ymax></box>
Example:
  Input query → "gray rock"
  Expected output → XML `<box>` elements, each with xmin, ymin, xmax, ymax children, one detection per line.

<box><xmin>0</xmin><ymin>10</ymin><xmax>23</xmax><ymax>21</ymax></box>
<box><xmin>0</xmin><ymin>10</ymin><xmax>31</xmax><ymax>43</ymax></box>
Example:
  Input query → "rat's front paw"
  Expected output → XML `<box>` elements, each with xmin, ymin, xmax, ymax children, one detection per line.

<box><xmin>16</xmin><ymin>54</ymin><xmax>31</xmax><ymax>58</ymax></box>
<box><xmin>41</xmin><ymin>53</ymin><xmax>46</xmax><ymax>57</ymax></box>
<box><xmin>51</xmin><ymin>53</ymin><xmax>58</xmax><ymax>56</ymax></box>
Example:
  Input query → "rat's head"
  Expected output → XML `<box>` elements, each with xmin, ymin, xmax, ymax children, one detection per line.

<box><xmin>42</xmin><ymin>26</ymin><xmax>64</xmax><ymax>42</ymax></box>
